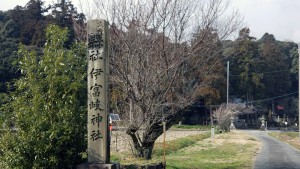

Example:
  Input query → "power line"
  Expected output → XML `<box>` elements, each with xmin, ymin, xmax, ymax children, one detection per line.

<box><xmin>248</xmin><ymin>92</ymin><xmax>298</xmax><ymax>104</ymax></box>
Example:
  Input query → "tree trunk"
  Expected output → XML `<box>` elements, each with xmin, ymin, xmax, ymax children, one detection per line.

<box><xmin>126</xmin><ymin>109</ymin><xmax>184</xmax><ymax>159</ymax></box>
<box><xmin>126</xmin><ymin>127</ymin><xmax>155</xmax><ymax>160</ymax></box>
<box><xmin>140</xmin><ymin>142</ymin><xmax>155</xmax><ymax>160</ymax></box>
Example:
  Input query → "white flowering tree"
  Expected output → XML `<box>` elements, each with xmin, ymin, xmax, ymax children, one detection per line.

<box><xmin>213</xmin><ymin>103</ymin><xmax>245</xmax><ymax>131</ymax></box>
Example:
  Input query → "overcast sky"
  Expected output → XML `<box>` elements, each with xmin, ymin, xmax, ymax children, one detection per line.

<box><xmin>1</xmin><ymin>0</ymin><xmax>299</xmax><ymax>43</ymax></box>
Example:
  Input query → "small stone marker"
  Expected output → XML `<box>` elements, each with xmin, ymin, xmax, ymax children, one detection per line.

<box><xmin>211</xmin><ymin>126</ymin><xmax>214</xmax><ymax>140</ymax></box>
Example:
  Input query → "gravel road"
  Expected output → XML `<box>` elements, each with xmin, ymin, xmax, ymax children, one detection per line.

<box><xmin>243</xmin><ymin>130</ymin><xmax>300</xmax><ymax>169</ymax></box>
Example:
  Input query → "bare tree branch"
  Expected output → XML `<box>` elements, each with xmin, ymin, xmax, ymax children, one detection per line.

<box><xmin>78</xmin><ymin>0</ymin><xmax>243</xmax><ymax>159</ymax></box>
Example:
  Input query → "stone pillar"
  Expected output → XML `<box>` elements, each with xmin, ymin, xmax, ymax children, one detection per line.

<box><xmin>87</xmin><ymin>19</ymin><xmax>110</xmax><ymax>163</ymax></box>
<box><xmin>77</xmin><ymin>19</ymin><xmax>118</xmax><ymax>169</ymax></box>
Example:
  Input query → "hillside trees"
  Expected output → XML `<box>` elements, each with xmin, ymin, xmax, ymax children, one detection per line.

<box><xmin>9</xmin><ymin>0</ymin><xmax>48</xmax><ymax>46</ymax></box>
<box><xmin>48</xmin><ymin>0</ymin><xmax>86</xmax><ymax>44</ymax></box>
<box><xmin>259</xmin><ymin>33</ymin><xmax>292</xmax><ymax>112</ymax></box>
<box><xmin>288</xmin><ymin>45</ymin><xmax>299</xmax><ymax>117</ymax></box>
<box><xmin>191</xmin><ymin>27</ymin><xmax>227</xmax><ymax>106</ymax></box>
<box><xmin>228</xmin><ymin>28</ymin><xmax>263</xmax><ymax>104</ymax></box>
<box><xmin>80</xmin><ymin>0</ymin><xmax>242</xmax><ymax>159</ymax></box>
<box><xmin>0</xmin><ymin>11</ymin><xmax>20</xmax><ymax>96</ymax></box>
<box><xmin>8</xmin><ymin>0</ymin><xmax>85</xmax><ymax>47</ymax></box>
<box><xmin>226</xmin><ymin>30</ymin><xmax>299</xmax><ymax>120</ymax></box>
<box><xmin>0</xmin><ymin>0</ymin><xmax>86</xmax><ymax>108</ymax></box>
<box><xmin>0</xmin><ymin>25</ymin><xmax>87</xmax><ymax>168</ymax></box>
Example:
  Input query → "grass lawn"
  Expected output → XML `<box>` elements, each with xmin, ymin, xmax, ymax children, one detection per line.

<box><xmin>269</xmin><ymin>132</ymin><xmax>300</xmax><ymax>151</ymax></box>
<box><xmin>111</xmin><ymin>130</ymin><xmax>261</xmax><ymax>169</ymax></box>
<box><xmin>166</xmin><ymin>131</ymin><xmax>261</xmax><ymax>169</ymax></box>
<box><xmin>171</xmin><ymin>124</ymin><xmax>212</xmax><ymax>131</ymax></box>
<box><xmin>111</xmin><ymin>132</ymin><xmax>211</xmax><ymax>166</ymax></box>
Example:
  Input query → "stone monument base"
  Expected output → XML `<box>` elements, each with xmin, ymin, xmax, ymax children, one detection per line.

<box><xmin>121</xmin><ymin>162</ymin><xmax>165</xmax><ymax>169</ymax></box>
<box><xmin>77</xmin><ymin>163</ymin><xmax>120</xmax><ymax>169</ymax></box>
<box><xmin>229</xmin><ymin>123</ymin><xmax>236</xmax><ymax>130</ymax></box>
<box><xmin>259</xmin><ymin>125</ymin><xmax>266</xmax><ymax>131</ymax></box>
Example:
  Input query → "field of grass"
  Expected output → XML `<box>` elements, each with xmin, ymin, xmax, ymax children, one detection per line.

<box><xmin>111</xmin><ymin>130</ymin><xmax>261</xmax><ymax>169</ymax></box>
<box><xmin>111</xmin><ymin>132</ymin><xmax>211</xmax><ymax>166</ymax></box>
<box><xmin>166</xmin><ymin>131</ymin><xmax>260</xmax><ymax>169</ymax></box>
<box><xmin>269</xmin><ymin>132</ymin><xmax>300</xmax><ymax>151</ymax></box>
<box><xmin>153</xmin><ymin>132</ymin><xmax>211</xmax><ymax>156</ymax></box>
<box><xmin>171</xmin><ymin>124</ymin><xmax>212</xmax><ymax>131</ymax></box>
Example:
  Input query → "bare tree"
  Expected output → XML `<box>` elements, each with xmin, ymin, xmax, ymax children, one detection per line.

<box><xmin>79</xmin><ymin>0</ymin><xmax>242</xmax><ymax>159</ymax></box>
<box><xmin>213</xmin><ymin>103</ymin><xmax>243</xmax><ymax>131</ymax></box>
<box><xmin>213</xmin><ymin>103</ymin><xmax>258</xmax><ymax>131</ymax></box>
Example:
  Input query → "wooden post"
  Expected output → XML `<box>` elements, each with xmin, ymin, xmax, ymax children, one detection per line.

<box><xmin>163</xmin><ymin>121</ymin><xmax>166</xmax><ymax>167</ymax></box>
<box><xmin>227</xmin><ymin>61</ymin><xmax>229</xmax><ymax>108</ymax></box>
<box><xmin>87</xmin><ymin>19</ymin><xmax>110</xmax><ymax>163</ymax></box>
<box><xmin>210</xmin><ymin>106</ymin><xmax>213</xmax><ymax>126</ymax></box>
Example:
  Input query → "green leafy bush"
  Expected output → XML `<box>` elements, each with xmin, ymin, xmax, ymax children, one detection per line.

<box><xmin>0</xmin><ymin>25</ymin><xmax>87</xmax><ymax>168</ymax></box>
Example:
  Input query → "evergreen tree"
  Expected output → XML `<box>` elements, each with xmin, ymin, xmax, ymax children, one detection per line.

<box><xmin>9</xmin><ymin>0</ymin><xmax>48</xmax><ymax>46</ymax></box>
<box><xmin>191</xmin><ymin>27</ymin><xmax>226</xmax><ymax>106</ymax></box>
<box><xmin>260</xmin><ymin>33</ymin><xmax>291</xmax><ymax>99</ymax></box>
<box><xmin>0</xmin><ymin>11</ymin><xmax>20</xmax><ymax>93</ymax></box>
<box><xmin>47</xmin><ymin>0</ymin><xmax>86</xmax><ymax>45</ymax></box>
<box><xmin>227</xmin><ymin>28</ymin><xmax>262</xmax><ymax>104</ymax></box>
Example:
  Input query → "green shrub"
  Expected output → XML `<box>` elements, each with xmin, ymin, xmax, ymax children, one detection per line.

<box><xmin>0</xmin><ymin>25</ymin><xmax>87</xmax><ymax>168</ymax></box>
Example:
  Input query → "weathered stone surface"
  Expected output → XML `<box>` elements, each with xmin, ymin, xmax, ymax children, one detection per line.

<box><xmin>120</xmin><ymin>163</ymin><xmax>164</xmax><ymax>169</ymax></box>
<box><xmin>77</xmin><ymin>163</ymin><xmax>120</xmax><ymax>169</ymax></box>
<box><xmin>87</xmin><ymin>19</ymin><xmax>110</xmax><ymax>163</ymax></box>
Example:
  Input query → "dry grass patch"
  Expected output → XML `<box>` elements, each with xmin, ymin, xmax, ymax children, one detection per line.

<box><xmin>167</xmin><ymin>130</ymin><xmax>261</xmax><ymax>169</ymax></box>
<box><xmin>269</xmin><ymin>132</ymin><xmax>300</xmax><ymax>150</ymax></box>
<box><xmin>110</xmin><ymin>130</ymin><xmax>261</xmax><ymax>169</ymax></box>
<box><xmin>111</xmin><ymin>132</ymin><xmax>211</xmax><ymax>166</ymax></box>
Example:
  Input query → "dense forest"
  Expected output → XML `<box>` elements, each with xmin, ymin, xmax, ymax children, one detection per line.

<box><xmin>0</xmin><ymin>0</ymin><xmax>299</xmax><ymax>167</ymax></box>
<box><xmin>225</xmin><ymin>28</ymin><xmax>299</xmax><ymax>121</ymax></box>
<box><xmin>183</xmin><ymin>28</ymin><xmax>299</xmax><ymax>126</ymax></box>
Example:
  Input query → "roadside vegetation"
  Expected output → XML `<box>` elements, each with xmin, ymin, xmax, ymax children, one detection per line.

<box><xmin>269</xmin><ymin>132</ymin><xmax>300</xmax><ymax>151</ymax></box>
<box><xmin>111</xmin><ymin>131</ymin><xmax>261</xmax><ymax>169</ymax></box>
<box><xmin>166</xmin><ymin>131</ymin><xmax>260</xmax><ymax>169</ymax></box>
<box><xmin>111</xmin><ymin>132</ymin><xmax>211</xmax><ymax>166</ymax></box>
<box><xmin>171</xmin><ymin>124</ymin><xmax>212</xmax><ymax>131</ymax></box>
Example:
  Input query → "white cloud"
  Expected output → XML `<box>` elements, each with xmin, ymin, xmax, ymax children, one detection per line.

<box><xmin>0</xmin><ymin>0</ymin><xmax>28</xmax><ymax>11</ymax></box>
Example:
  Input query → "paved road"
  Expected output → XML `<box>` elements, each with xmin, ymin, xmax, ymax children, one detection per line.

<box><xmin>243</xmin><ymin>130</ymin><xmax>300</xmax><ymax>169</ymax></box>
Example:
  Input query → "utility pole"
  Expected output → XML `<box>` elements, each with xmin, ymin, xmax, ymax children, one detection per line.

<box><xmin>227</xmin><ymin>61</ymin><xmax>229</xmax><ymax>108</ymax></box>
